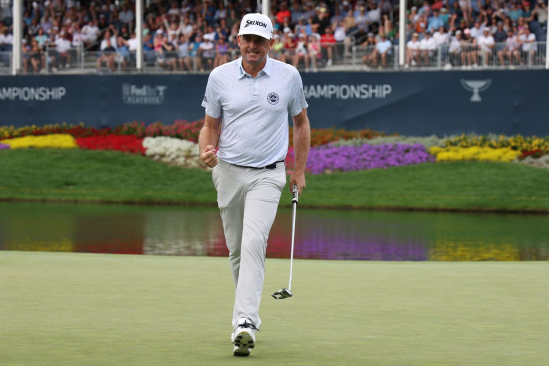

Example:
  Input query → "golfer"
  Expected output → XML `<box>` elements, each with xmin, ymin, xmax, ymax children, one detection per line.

<box><xmin>199</xmin><ymin>13</ymin><xmax>310</xmax><ymax>357</ymax></box>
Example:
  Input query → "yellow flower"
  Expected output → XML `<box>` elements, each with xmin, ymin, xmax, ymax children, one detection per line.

<box><xmin>3</xmin><ymin>134</ymin><xmax>78</xmax><ymax>149</ymax></box>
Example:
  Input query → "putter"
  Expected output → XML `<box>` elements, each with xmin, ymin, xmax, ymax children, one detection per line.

<box><xmin>272</xmin><ymin>185</ymin><xmax>298</xmax><ymax>300</ymax></box>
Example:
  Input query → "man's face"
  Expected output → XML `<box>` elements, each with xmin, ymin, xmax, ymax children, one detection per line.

<box><xmin>238</xmin><ymin>34</ymin><xmax>274</xmax><ymax>66</ymax></box>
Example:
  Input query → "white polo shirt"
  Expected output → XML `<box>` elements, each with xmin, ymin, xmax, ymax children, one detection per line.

<box><xmin>202</xmin><ymin>56</ymin><xmax>308</xmax><ymax>167</ymax></box>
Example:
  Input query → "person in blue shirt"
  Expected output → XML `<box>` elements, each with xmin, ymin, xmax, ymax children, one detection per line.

<box><xmin>143</xmin><ymin>33</ymin><xmax>155</xmax><ymax>66</ymax></box>
<box><xmin>428</xmin><ymin>9</ymin><xmax>444</xmax><ymax>32</ymax></box>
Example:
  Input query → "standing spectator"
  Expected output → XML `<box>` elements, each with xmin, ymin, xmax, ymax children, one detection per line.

<box><xmin>28</xmin><ymin>18</ymin><xmax>41</xmax><ymax>37</ymax></box>
<box><xmin>320</xmin><ymin>26</ymin><xmax>336</xmax><ymax>65</ymax></box>
<box><xmin>157</xmin><ymin>34</ymin><xmax>177</xmax><ymax>70</ymax></box>
<box><xmin>533</xmin><ymin>0</ymin><xmax>547</xmax><ymax>26</ymax></box>
<box><xmin>355</xmin><ymin>4</ymin><xmax>369</xmax><ymax>30</ymax></box>
<box><xmin>35</xmin><ymin>27</ymin><xmax>48</xmax><ymax>49</ymax></box>
<box><xmin>71</xmin><ymin>23</ymin><xmax>86</xmax><ymax>49</ymax></box>
<box><xmin>477</xmin><ymin>28</ymin><xmax>495</xmax><ymax>66</ymax></box>
<box><xmin>367</xmin><ymin>2</ymin><xmax>381</xmax><ymax>25</ymax></box>
<box><xmin>419</xmin><ymin>29</ymin><xmax>437</xmax><ymax>66</ymax></box>
<box><xmin>508</xmin><ymin>3</ymin><xmax>523</xmax><ymax>22</ymax></box>
<box><xmin>470</xmin><ymin>18</ymin><xmax>486</xmax><ymax>38</ymax></box>
<box><xmin>270</xmin><ymin>34</ymin><xmax>285</xmax><ymax>62</ymax></box>
<box><xmin>498</xmin><ymin>29</ymin><xmax>518</xmax><ymax>66</ymax></box>
<box><xmin>115</xmin><ymin>36</ymin><xmax>131</xmax><ymax>71</ymax></box>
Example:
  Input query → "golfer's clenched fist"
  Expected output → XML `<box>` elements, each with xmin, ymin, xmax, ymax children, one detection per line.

<box><xmin>201</xmin><ymin>145</ymin><xmax>218</xmax><ymax>167</ymax></box>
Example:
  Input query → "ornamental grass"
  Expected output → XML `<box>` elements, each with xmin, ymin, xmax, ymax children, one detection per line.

<box><xmin>429</xmin><ymin>146</ymin><xmax>520</xmax><ymax>162</ymax></box>
<box><xmin>2</xmin><ymin>134</ymin><xmax>78</xmax><ymax>149</ymax></box>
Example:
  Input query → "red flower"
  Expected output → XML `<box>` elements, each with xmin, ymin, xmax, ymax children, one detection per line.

<box><xmin>75</xmin><ymin>135</ymin><xmax>145</xmax><ymax>154</ymax></box>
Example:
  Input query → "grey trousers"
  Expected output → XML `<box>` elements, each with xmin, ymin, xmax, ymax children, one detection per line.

<box><xmin>212</xmin><ymin>159</ymin><xmax>286</xmax><ymax>329</ymax></box>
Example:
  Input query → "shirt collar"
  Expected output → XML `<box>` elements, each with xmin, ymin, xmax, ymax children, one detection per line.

<box><xmin>238</xmin><ymin>56</ymin><xmax>272</xmax><ymax>79</ymax></box>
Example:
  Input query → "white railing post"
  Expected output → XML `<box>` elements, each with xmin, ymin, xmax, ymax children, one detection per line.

<box><xmin>352</xmin><ymin>45</ymin><xmax>356</xmax><ymax>67</ymax></box>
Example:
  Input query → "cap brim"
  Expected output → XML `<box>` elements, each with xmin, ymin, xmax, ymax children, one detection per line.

<box><xmin>238</xmin><ymin>29</ymin><xmax>271</xmax><ymax>40</ymax></box>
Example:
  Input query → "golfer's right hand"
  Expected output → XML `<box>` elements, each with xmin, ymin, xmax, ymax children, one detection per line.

<box><xmin>201</xmin><ymin>145</ymin><xmax>218</xmax><ymax>168</ymax></box>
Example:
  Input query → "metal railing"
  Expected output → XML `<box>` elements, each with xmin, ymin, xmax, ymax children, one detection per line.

<box><xmin>2</xmin><ymin>41</ymin><xmax>547</xmax><ymax>75</ymax></box>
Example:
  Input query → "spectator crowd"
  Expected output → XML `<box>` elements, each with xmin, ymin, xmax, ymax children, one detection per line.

<box><xmin>0</xmin><ymin>0</ymin><xmax>547</xmax><ymax>73</ymax></box>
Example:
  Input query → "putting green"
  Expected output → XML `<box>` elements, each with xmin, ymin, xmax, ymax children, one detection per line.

<box><xmin>0</xmin><ymin>252</ymin><xmax>547</xmax><ymax>365</ymax></box>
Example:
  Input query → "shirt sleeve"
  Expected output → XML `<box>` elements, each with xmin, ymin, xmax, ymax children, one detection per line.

<box><xmin>201</xmin><ymin>70</ymin><xmax>221</xmax><ymax>118</ymax></box>
<box><xmin>288</xmin><ymin>70</ymin><xmax>308</xmax><ymax>117</ymax></box>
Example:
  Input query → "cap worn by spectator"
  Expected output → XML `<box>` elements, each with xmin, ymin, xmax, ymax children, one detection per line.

<box><xmin>368</xmin><ymin>32</ymin><xmax>374</xmax><ymax>37</ymax></box>
<box><xmin>524</xmin><ymin>1</ymin><xmax>530</xmax><ymax>6</ymax></box>
<box><xmin>412</xmin><ymin>32</ymin><xmax>419</xmax><ymax>37</ymax></box>
<box><xmin>283</xmin><ymin>27</ymin><xmax>291</xmax><ymax>33</ymax></box>
<box><xmin>288</xmin><ymin>32</ymin><xmax>294</xmax><ymax>37</ymax></box>
<box><xmin>419</xmin><ymin>22</ymin><xmax>426</xmax><ymax>28</ymax></box>
<box><xmin>464</xmin><ymin>28</ymin><xmax>470</xmax><ymax>34</ymax></box>
<box><xmin>455</xmin><ymin>30</ymin><xmax>462</xmax><ymax>35</ymax></box>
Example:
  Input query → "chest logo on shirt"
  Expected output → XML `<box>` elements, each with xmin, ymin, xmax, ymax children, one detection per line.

<box><xmin>267</xmin><ymin>92</ymin><xmax>279</xmax><ymax>105</ymax></box>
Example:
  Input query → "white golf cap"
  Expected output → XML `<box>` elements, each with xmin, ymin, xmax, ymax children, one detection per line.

<box><xmin>238</xmin><ymin>13</ymin><xmax>273</xmax><ymax>40</ymax></box>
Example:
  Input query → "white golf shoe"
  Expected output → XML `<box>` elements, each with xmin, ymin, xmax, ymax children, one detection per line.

<box><xmin>231</xmin><ymin>318</ymin><xmax>257</xmax><ymax>356</ymax></box>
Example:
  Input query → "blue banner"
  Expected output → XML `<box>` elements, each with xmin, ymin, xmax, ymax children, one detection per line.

<box><xmin>0</xmin><ymin>70</ymin><xmax>547</xmax><ymax>136</ymax></box>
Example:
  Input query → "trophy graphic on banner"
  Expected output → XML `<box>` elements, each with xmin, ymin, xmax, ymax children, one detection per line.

<box><xmin>460</xmin><ymin>79</ymin><xmax>492</xmax><ymax>102</ymax></box>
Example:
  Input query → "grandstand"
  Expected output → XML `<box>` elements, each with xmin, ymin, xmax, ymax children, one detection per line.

<box><xmin>0</xmin><ymin>0</ymin><xmax>547</xmax><ymax>74</ymax></box>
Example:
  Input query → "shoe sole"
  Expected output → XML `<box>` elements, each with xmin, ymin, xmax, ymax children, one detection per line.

<box><xmin>233</xmin><ymin>331</ymin><xmax>255</xmax><ymax>356</ymax></box>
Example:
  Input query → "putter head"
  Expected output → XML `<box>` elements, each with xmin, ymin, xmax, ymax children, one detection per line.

<box><xmin>271</xmin><ymin>288</ymin><xmax>293</xmax><ymax>300</ymax></box>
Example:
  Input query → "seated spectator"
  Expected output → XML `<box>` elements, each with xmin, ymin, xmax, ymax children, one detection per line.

<box><xmin>30</xmin><ymin>39</ymin><xmax>45</xmax><ymax>73</ymax></box>
<box><xmin>213</xmin><ymin>35</ymin><xmax>229</xmax><ymax>68</ymax></box>
<box><xmin>460</xmin><ymin>28</ymin><xmax>477</xmax><ymax>69</ymax></box>
<box><xmin>448</xmin><ymin>30</ymin><xmax>462</xmax><ymax>66</ymax></box>
<box><xmin>22</xmin><ymin>39</ymin><xmax>32</xmax><ymax>74</ymax></box>
<box><xmin>119</xmin><ymin>4</ymin><xmax>134</xmax><ymax>26</ymax></box>
<box><xmin>82</xmin><ymin>20</ymin><xmax>100</xmax><ymax>48</ymax></box>
<box><xmin>320</xmin><ymin>27</ymin><xmax>336</xmax><ymax>65</ymax></box>
<box><xmin>157</xmin><ymin>34</ymin><xmax>178</xmax><ymax>71</ymax></box>
<box><xmin>308</xmin><ymin>33</ymin><xmax>321</xmax><ymax>71</ymax></box>
<box><xmin>189</xmin><ymin>34</ymin><xmax>203</xmax><ymax>71</ymax></box>
<box><xmin>176</xmin><ymin>34</ymin><xmax>192</xmax><ymax>71</ymax></box>
<box><xmin>269</xmin><ymin>34</ymin><xmax>285</xmax><ymax>62</ymax></box>
<box><xmin>283</xmin><ymin>31</ymin><xmax>297</xmax><ymax>63</ymax></box>
<box><xmin>115</xmin><ymin>37</ymin><xmax>131</xmax><ymax>71</ymax></box>
<box><xmin>0</xmin><ymin>27</ymin><xmax>13</xmax><ymax>52</ymax></box>
<box><xmin>477</xmin><ymin>28</ymin><xmax>495</xmax><ymax>66</ymax></box>
<box><xmin>428</xmin><ymin>9</ymin><xmax>444</xmax><ymax>32</ymax></box>
<box><xmin>498</xmin><ymin>29</ymin><xmax>519</xmax><ymax>66</ymax></box>
<box><xmin>433</xmin><ymin>26</ymin><xmax>450</xmax><ymax>46</ymax></box>
<box><xmin>493</xmin><ymin>21</ymin><xmax>507</xmax><ymax>43</ymax></box>
<box><xmin>371</xmin><ymin>33</ymin><xmax>392</xmax><ymax>68</ymax></box>
<box><xmin>367</xmin><ymin>2</ymin><xmax>381</xmax><ymax>25</ymax></box>
<box><xmin>362</xmin><ymin>33</ymin><xmax>377</xmax><ymax>67</ymax></box>
<box><xmin>198</xmin><ymin>34</ymin><xmax>215</xmax><ymax>71</ymax></box>
<box><xmin>71</xmin><ymin>23</ymin><xmax>86</xmax><ymax>49</ymax></box>
<box><xmin>292</xmin><ymin>33</ymin><xmax>309</xmax><ymax>71</ymax></box>
<box><xmin>51</xmin><ymin>31</ymin><xmax>72</xmax><ymax>71</ymax></box>
<box><xmin>514</xmin><ymin>26</ymin><xmax>536</xmax><ymax>65</ymax></box>
<box><xmin>97</xmin><ymin>38</ymin><xmax>116</xmax><ymax>73</ymax></box>
<box><xmin>419</xmin><ymin>30</ymin><xmax>437</xmax><ymax>66</ymax></box>
<box><xmin>405</xmin><ymin>32</ymin><xmax>421</xmax><ymax>67</ymax></box>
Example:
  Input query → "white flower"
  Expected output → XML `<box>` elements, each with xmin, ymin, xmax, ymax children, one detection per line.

<box><xmin>143</xmin><ymin>137</ymin><xmax>201</xmax><ymax>167</ymax></box>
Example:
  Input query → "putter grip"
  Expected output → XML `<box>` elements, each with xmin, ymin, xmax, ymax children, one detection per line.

<box><xmin>292</xmin><ymin>185</ymin><xmax>299</xmax><ymax>204</ymax></box>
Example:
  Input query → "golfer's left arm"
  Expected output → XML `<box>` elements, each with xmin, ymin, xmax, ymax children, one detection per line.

<box><xmin>290</xmin><ymin>108</ymin><xmax>310</xmax><ymax>195</ymax></box>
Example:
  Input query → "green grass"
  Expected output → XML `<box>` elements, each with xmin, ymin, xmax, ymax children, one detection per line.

<box><xmin>0</xmin><ymin>251</ymin><xmax>547</xmax><ymax>365</ymax></box>
<box><xmin>1</xmin><ymin>149</ymin><xmax>549</xmax><ymax>212</ymax></box>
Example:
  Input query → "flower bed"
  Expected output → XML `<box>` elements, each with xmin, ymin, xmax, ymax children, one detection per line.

<box><xmin>517</xmin><ymin>155</ymin><xmax>549</xmax><ymax>169</ymax></box>
<box><xmin>119</xmin><ymin>120</ymin><xmax>204</xmax><ymax>143</ymax></box>
<box><xmin>445</xmin><ymin>134</ymin><xmax>549</xmax><ymax>152</ymax></box>
<box><xmin>429</xmin><ymin>146</ymin><xmax>520</xmax><ymax>162</ymax></box>
<box><xmin>2</xmin><ymin>134</ymin><xmax>78</xmax><ymax>149</ymax></box>
<box><xmin>75</xmin><ymin>135</ymin><xmax>145</xmax><ymax>154</ymax></box>
<box><xmin>288</xmin><ymin>143</ymin><xmax>434</xmax><ymax>174</ymax></box>
<box><xmin>0</xmin><ymin>123</ymin><xmax>119</xmax><ymax>140</ymax></box>
<box><xmin>289</xmin><ymin>127</ymin><xmax>388</xmax><ymax>147</ymax></box>
<box><xmin>331</xmin><ymin>135</ymin><xmax>446</xmax><ymax>149</ymax></box>
<box><xmin>143</xmin><ymin>137</ymin><xmax>200</xmax><ymax>167</ymax></box>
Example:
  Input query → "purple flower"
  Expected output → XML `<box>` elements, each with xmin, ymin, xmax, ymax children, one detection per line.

<box><xmin>0</xmin><ymin>143</ymin><xmax>10</xmax><ymax>150</ymax></box>
<box><xmin>289</xmin><ymin>143</ymin><xmax>435</xmax><ymax>174</ymax></box>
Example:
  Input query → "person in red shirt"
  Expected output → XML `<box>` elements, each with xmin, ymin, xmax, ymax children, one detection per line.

<box><xmin>320</xmin><ymin>27</ymin><xmax>336</xmax><ymax>65</ymax></box>
<box><xmin>276</xmin><ymin>2</ymin><xmax>291</xmax><ymax>24</ymax></box>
